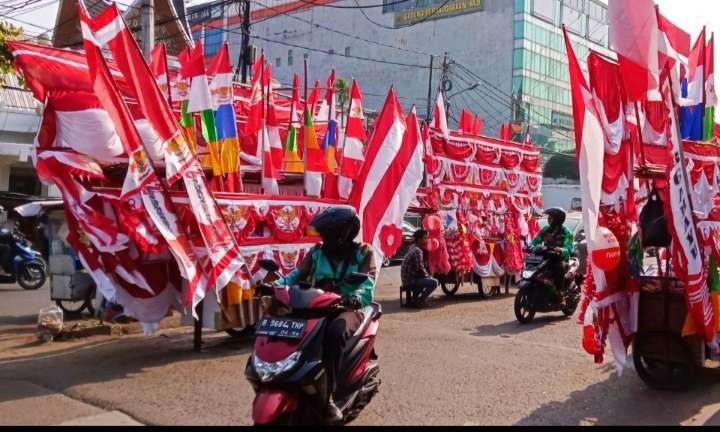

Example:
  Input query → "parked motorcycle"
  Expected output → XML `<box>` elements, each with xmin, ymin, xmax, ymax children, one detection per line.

<box><xmin>245</xmin><ymin>259</ymin><xmax>382</xmax><ymax>426</ymax></box>
<box><xmin>514</xmin><ymin>245</ymin><xmax>582</xmax><ymax>324</ymax></box>
<box><xmin>0</xmin><ymin>228</ymin><xmax>46</xmax><ymax>290</ymax></box>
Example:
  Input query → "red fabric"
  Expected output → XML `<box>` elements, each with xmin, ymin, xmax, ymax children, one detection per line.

<box><xmin>264</xmin><ymin>205</ymin><xmax>307</xmax><ymax>242</ymax></box>
<box><xmin>503</xmin><ymin>213</ymin><xmax>524</xmax><ymax>273</ymax></box>
<box><xmin>428</xmin><ymin>231</ymin><xmax>451</xmax><ymax>275</ymax></box>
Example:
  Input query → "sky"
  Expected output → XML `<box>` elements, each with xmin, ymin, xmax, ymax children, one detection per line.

<box><xmin>5</xmin><ymin>0</ymin><xmax>720</xmax><ymax>79</ymax></box>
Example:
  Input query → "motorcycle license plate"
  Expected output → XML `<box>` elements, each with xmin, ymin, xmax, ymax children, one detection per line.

<box><xmin>255</xmin><ymin>317</ymin><xmax>307</xmax><ymax>339</ymax></box>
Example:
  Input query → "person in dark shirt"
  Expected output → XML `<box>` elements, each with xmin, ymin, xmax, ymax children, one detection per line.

<box><xmin>401</xmin><ymin>229</ymin><xmax>438</xmax><ymax>307</ymax></box>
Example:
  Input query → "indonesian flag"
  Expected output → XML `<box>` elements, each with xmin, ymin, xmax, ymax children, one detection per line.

<box><xmin>150</xmin><ymin>43</ymin><xmax>170</xmax><ymax>104</ymax></box>
<box><xmin>458</xmin><ymin>110</ymin><xmax>474</xmax><ymax>133</ymax></box>
<box><xmin>432</xmin><ymin>91</ymin><xmax>449</xmax><ymax>139</ymax></box>
<box><xmin>79</xmin><ymin>4</ymin><xmax>206</xmax><ymax>311</ymax></box>
<box><xmin>565</xmin><ymin>28</ymin><xmax>626</xmax><ymax>368</ymax></box>
<box><xmin>262</xmin><ymin>63</ymin><xmax>283</xmax><ymax>194</ymax></box>
<box><xmin>339</xmin><ymin>79</ymin><xmax>367</xmax><ymax>199</ymax></box>
<box><xmin>349</xmin><ymin>89</ymin><xmax>424</xmax><ymax>270</ymax></box>
<box><xmin>656</xmin><ymin>10</ymin><xmax>691</xmax><ymax>102</ymax></box>
<box><xmin>705</xmin><ymin>33</ymin><xmax>717</xmax><ymax>141</ymax></box>
<box><xmin>608</xmin><ymin>0</ymin><xmax>661</xmax><ymax>101</ymax></box>
<box><xmin>244</xmin><ymin>54</ymin><xmax>265</xmax><ymax>138</ymax></box>
<box><xmin>308</xmin><ymin>80</ymin><xmax>321</xmax><ymax>116</ymax></box>
<box><xmin>81</xmin><ymin>2</ymin><xmax>250</xmax><ymax>309</ymax></box>
<box><xmin>687</xmin><ymin>28</ymin><xmax>706</xmax><ymax>106</ymax></box>
<box><xmin>663</xmin><ymin>77</ymin><xmax>717</xmax><ymax>351</ymax></box>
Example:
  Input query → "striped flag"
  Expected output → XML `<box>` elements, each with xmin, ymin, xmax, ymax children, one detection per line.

<box><xmin>173</xmin><ymin>48</ymin><xmax>197</xmax><ymax>155</ymax></box>
<box><xmin>349</xmin><ymin>88</ymin><xmax>424</xmax><ymax>270</ymax></box>
<box><xmin>284</xmin><ymin>73</ymin><xmax>304</xmax><ymax>173</ymax></box>
<box><xmin>186</xmin><ymin>41</ymin><xmax>222</xmax><ymax>178</ymax></box>
<box><xmin>150</xmin><ymin>43</ymin><xmax>170</xmax><ymax>104</ymax></box>
<box><xmin>705</xmin><ymin>33</ymin><xmax>717</xmax><ymax>141</ymax></box>
<box><xmin>339</xmin><ymin>79</ymin><xmax>367</xmax><ymax>199</ymax></box>
<box><xmin>303</xmin><ymin>102</ymin><xmax>326</xmax><ymax>196</ymax></box>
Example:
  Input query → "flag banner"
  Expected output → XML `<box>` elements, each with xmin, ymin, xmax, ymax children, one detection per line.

<box><xmin>705</xmin><ymin>33</ymin><xmax>717</xmax><ymax>141</ymax></box>
<box><xmin>150</xmin><ymin>42</ymin><xmax>171</xmax><ymax>104</ymax></box>
<box><xmin>339</xmin><ymin>79</ymin><xmax>368</xmax><ymax>199</ymax></box>
<box><xmin>284</xmin><ymin>73</ymin><xmax>304</xmax><ymax>173</ymax></box>
<box><xmin>83</xmin><ymin>3</ymin><xmax>250</xmax><ymax>307</ymax></box>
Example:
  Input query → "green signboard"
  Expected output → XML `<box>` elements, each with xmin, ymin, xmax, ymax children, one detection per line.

<box><xmin>394</xmin><ymin>0</ymin><xmax>485</xmax><ymax>27</ymax></box>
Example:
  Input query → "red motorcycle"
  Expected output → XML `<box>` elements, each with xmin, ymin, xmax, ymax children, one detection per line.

<box><xmin>245</xmin><ymin>259</ymin><xmax>382</xmax><ymax>425</ymax></box>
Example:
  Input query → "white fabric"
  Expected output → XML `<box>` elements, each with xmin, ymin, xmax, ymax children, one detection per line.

<box><xmin>55</xmin><ymin>109</ymin><xmax>125</xmax><ymax>161</ymax></box>
<box><xmin>187</xmin><ymin>75</ymin><xmax>214</xmax><ymax>113</ymax></box>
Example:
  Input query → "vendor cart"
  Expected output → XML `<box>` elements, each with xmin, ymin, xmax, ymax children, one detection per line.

<box><xmin>632</xmin><ymin>274</ymin><xmax>706</xmax><ymax>391</ymax></box>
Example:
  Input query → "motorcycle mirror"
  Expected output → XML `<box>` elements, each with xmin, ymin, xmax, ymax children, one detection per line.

<box><xmin>258</xmin><ymin>259</ymin><xmax>280</xmax><ymax>273</ymax></box>
<box><xmin>345</xmin><ymin>272</ymin><xmax>370</xmax><ymax>285</ymax></box>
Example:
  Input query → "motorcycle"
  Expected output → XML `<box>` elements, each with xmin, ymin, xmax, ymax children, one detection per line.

<box><xmin>514</xmin><ymin>245</ymin><xmax>582</xmax><ymax>324</ymax></box>
<box><xmin>0</xmin><ymin>228</ymin><xmax>47</xmax><ymax>290</ymax></box>
<box><xmin>245</xmin><ymin>259</ymin><xmax>382</xmax><ymax>426</ymax></box>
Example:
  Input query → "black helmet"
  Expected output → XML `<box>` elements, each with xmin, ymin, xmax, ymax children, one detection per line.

<box><xmin>309</xmin><ymin>207</ymin><xmax>360</xmax><ymax>244</ymax></box>
<box><xmin>544</xmin><ymin>207</ymin><xmax>566</xmax><ymax>226</ymax></box>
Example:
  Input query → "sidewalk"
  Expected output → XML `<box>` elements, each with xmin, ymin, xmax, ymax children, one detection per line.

<box><xmin>0</xmin><ymin>379</ymin><xmax>142</xmax><ymax>426</ymax></box>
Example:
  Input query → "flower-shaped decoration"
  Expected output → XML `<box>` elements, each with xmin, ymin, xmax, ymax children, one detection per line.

<box><xmin>379</xmin><ymin>224</ymin><xmax>403</xmax><ymax>258</ymax></box>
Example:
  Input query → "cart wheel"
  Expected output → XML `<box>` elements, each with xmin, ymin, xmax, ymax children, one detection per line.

<box><xmin>400</xmin><ymin>285</ymin><xmax>410</xmax><ymax>308</ymax></box>
<box><xmin>440</xmin><ymin>273</ymin><xmax>460</xmax><ymax>297</ymax></box>
<box><xmin>56</xmin><ymin>299</ymin><xmax>92</xmax><ymax>316</ymax></box>
<box><xmin>633</xmin><ymin>331</ymin><xmax>697</xmax><ymax>391</ymax></box>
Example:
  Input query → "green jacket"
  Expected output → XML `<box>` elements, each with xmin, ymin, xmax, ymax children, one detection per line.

<box><xmin>278</xmin><ymin>244</ymin><xmax>377</xmax><ymax>307</ymax></box>
<box><xmin>531</xmin><ymin>225</ymin><xmax>574</xmax><ymax>260</ymax></box>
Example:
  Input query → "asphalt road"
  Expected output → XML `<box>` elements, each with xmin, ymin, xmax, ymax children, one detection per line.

<box><xmin>2</xmin><ymin>267</ymin><xmax>720</xmax><ymax>425</ymax></box>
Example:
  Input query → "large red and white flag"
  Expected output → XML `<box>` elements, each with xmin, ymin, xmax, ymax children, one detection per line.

<box><xmin>432</xmin><ymin>91</ymin><xmax>449</xmax><ymax>139</ymax></box>
<box><xmin>79</xmin><ymin>5</ymin><xmax>207</xmax><ymax>310</ymax></box>
<box><xmin>656</xmin><ymin>10</ymin><xmax>691</xmax><ymax>101</ymax></box>
<box><xmin>81</xmin><ymin>2</ymin><xmax>250</xmax><ymax>308</ymax></box>
<box><xmin>339</xmin><ymin>79</ymin><xmax>367</xmax><ymax>199</ymax></box>
<box><xmin>262</xmin><ymin>64</ymin><xmax>283</xmax><ymax>194</ymax></box>
<box><xmin>349</xmin><ymin>89</ymin><xmax>424</xmax><ymax>270</ymax></box>
<box><xmin>565</xmin><ymin>28</ymin><xmax>632</xmax><ymax>369</ymax></box>
<box><xmin>608</xmin><ymin>0</ymin><xmax>661</xmax><ymax>101</ymax></box>
<box><xmin>662</xmin><ymin>78</ymin><xmax>717</xmax><ymax>350</ymax></box>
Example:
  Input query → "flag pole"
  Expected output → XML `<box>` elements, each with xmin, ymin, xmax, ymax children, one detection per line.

<box><xmin>303</xmin><ymin>58</ymin><xmax>308</xmax><ymax>179</ymax></box>
<box><xmin>260</xmin><ymin>50</ymin><xmax>266</xmax><ymax>194</ymax></box>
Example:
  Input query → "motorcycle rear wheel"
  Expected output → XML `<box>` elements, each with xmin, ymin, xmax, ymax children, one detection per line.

<box><xmin>561</xmin><ymin>282</ymin><xmax>580</xmax><ymax>317</ymax></box>
<box><xmin>514</xmin><ymin>289</ymin><xmax>536</xmax><ymax>324</ymax></box>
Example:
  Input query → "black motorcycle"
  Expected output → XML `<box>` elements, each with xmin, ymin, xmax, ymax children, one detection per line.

<box><xmin>514</xmin><ymin>245</ymin><xmax>582</xmax><ymax>324</ymax></box>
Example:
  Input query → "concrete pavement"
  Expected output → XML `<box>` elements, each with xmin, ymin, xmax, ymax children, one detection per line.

<box><xmin>2</xmin><ymin>267</ymin><xmax>720</xmax><ymax>425</ymax></box>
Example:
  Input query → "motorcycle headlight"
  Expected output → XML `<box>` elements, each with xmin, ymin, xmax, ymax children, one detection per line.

<box><xmin>253</xmin><ymin>351</ymin><xmax>302</xmax><ymax>383</ymax></box>
<box><xmin>522</xmin><ymin>270</ymin><xmax>534</xmax><ymax>280</ymax></box>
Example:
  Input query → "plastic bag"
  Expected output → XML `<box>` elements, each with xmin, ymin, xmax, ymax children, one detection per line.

<box><xmin>37</xmin><ymin>305</ymin><xmax>63</xmax><ymax>342</ymax></box>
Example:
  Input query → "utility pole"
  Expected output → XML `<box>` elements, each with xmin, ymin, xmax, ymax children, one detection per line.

<box><xmin>236</xmin><ymin>0</ymin><xmax>252</xmax><ymax>83</ymax></box>
<box><xmin>140</xmin><ymin>0</ymin><xmax>154</xmax><ymax>62</ymax></box>
<box><xmin>425</xmin><ymin>55</ymin><xmax>434</xmax><ymax>122</ymax></box>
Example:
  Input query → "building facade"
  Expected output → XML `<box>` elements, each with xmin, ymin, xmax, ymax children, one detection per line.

<box><xmin>188</xmin><ymin>0</ymin><xmax>612</xmax><ymax>153</ymax></box>
<box><xmin>0</xmin><ymin>74</ymin><xmax>53</xmax><ymax>197</ymax></box>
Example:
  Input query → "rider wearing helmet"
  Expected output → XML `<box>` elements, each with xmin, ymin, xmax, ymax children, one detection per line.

<box><xmin>530</xmin><ymin>208</ymin><xmax>574</xmax><ymax>307</ymax></box>
<box><xmin>277</xmin><ymin>206</ymin><xmax>376</xmax><ymax>421</ymax></box>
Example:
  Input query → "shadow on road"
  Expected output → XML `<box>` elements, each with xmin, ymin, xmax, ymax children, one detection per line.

<box><xmin>0</xmin><ymin>327</ymin><xmax>253</xmax><ymax>405</ymax></box>
<box><xmin>470</xmin><ymin>315</ymin><xmax>571</xmax><ymax>337</ymax></box>
<box><xmin>515</xmin><ymin>368</ymin><xmax>720</xmax><ymax>425</ymax></box>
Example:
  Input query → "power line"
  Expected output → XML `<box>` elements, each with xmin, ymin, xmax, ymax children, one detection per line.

<box><xmin>295</xmin><ymin>0</ymin><xmax>411</xmax><ymax>9</ymax></box>
<box><xmin>352</xmin><ymin>0</ymin><xmax>451</xmax><ymax>30</ymax></box>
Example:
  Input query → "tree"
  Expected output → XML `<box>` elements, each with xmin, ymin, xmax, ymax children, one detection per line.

<box><xmin>0</xmin><ymin>21</ymin><xmax>23</xmax><ymax>84</ymax></box>
<box><xmin>336</xmin><ymin>77</ymin><xmax>349</xmax><ymax>125</ymax></box>
<box><xmin>543</xmin><ymin>154</ymin><xmax>579</xmax><ymax>180</ymax></box>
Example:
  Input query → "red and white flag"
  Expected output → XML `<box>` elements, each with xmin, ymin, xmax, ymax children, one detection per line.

<box><xmin>432</xmin><ymin>91</ymin><xmax>449</xmax><ymax>139</ymax></box>
<box><xmin>81</xmin><ymin>2</ymin><xmax>250</xmax><ymax>310</ymax></box>
<box><xmin>565</xmin><ymin>28</ymin><xmax>631</xmax><ymax>369</ymax></box>
<box><xmin>687</xmin><ymin>28</ymin><xmax>706</xmax><ymax>106</ymax></box>
<box><xmin>262</xmin><ymin>64</ymin><xmax>283</xmax><ymax>194</ymax></box>
<box><xmin>657</xmin><ymin>10</ymin><xmax>691</xmax><ymax>101</ymax></box>
<box><xmin>350</xmin><ymin>89</ymin><xmax>424</xmax><ymax>270</ymax></box>
<box><xmin>662</xmin><ymin>78</ymin><xmax>717</xmax><ymax>351</ymax></box>
<box><xmin>339</xmin><ymin>79</ymin><xmax>367</xmax><ymax>199</ymax></box>
<box><xmin>79</xmin><ymin>4</ymin><xmax>207</xmax><ymax>309</ymax></box>
<box><xmin>608</xmin><ymin>0</ymin><xmax>661</xmax><ymax>101</ymax></box>
<box><xmin>150</xmin><ymin>42</ymin><xmax>171</xmax><ymax>104</ymax></box>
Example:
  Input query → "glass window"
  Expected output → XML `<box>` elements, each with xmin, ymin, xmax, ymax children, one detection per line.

<box><xmin>532</xmin><ymin>0</ymin><xmax>556</xmax><ymax>23</ymax></box>
<box><xmin>561</xmin><ymin>0</ymin><xmax>585</xmax><ymax>36</ymax></box>
<box><xmin>275</xmin><ymin>57</ymin><xmax>281</xmax><ymax>67</ymax></box>
<box><xmin>514</xmin><ymin>20</ymin><xmax>524</xmax><ymax>39</ymax></box>
<box><xmin>513</xmin><ymin>49</ymin><xmax>524</xmax><ymax>70</ymax></box>
<box><xmin>288</xmin><ymin>49</ymin><xmax>293</xmax><ymax>66</ymax></box>
<box><xmin>345</xmin><ymin>47</ymin><xmax>351</xmax><ymax>56</ymax></box>
<box><xmin>204</xmin><ymin>27</ymin><xmax>223</xmax><ymax>56</ymax></box>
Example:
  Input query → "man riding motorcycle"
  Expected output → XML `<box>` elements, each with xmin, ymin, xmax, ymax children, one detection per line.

<box><xmin>529</xmin><ymin>207</ymin><xmax>574</xmax><ymax>307</ymax></box>
<box><xmin>277</xmin><ymin>207</ymin><xmax>376</xmax><ymax>422</ymax></box>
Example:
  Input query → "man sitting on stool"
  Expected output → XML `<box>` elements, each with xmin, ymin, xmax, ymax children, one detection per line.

<box><xmin>401</xmin><ymin>229</ymin><xmax>438</xmax><ymax>307</ymax></box>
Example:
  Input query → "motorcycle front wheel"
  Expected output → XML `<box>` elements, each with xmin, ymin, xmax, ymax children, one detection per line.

<box><xmin>17</xmin><ymin>261</ymin><xmax>47</xmax><ymax>290</ymax></box>
<box><xmin>514</xmin><ymin>288</ymin><xmax>536</xmax><ymax>324</ymax></box>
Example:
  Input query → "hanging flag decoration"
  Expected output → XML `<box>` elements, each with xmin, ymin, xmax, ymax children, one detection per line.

<box><xmin>339</xmin><ymin>79</ymin><xmax>368</xmax><ymax>199</ymax></box>
<box><xmin>284</xmin><ymin>73</ymin><xmax>304</xmax><ymax>173</ymax></box>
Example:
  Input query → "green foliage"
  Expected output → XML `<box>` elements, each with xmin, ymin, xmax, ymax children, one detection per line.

<box><xmin>0</xmin><ymin>21</ymin><xmax>23</xmax><ymax>83</ymax></box>
<box><xmin>543</xmin><ymin>154</ymin><xmax>579</xmax><ymax>180</ymax></box>
<box><xmin>336</xmin><ymin>77</ymin><xmax>349</xmax><ymax>110</ymax></box>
